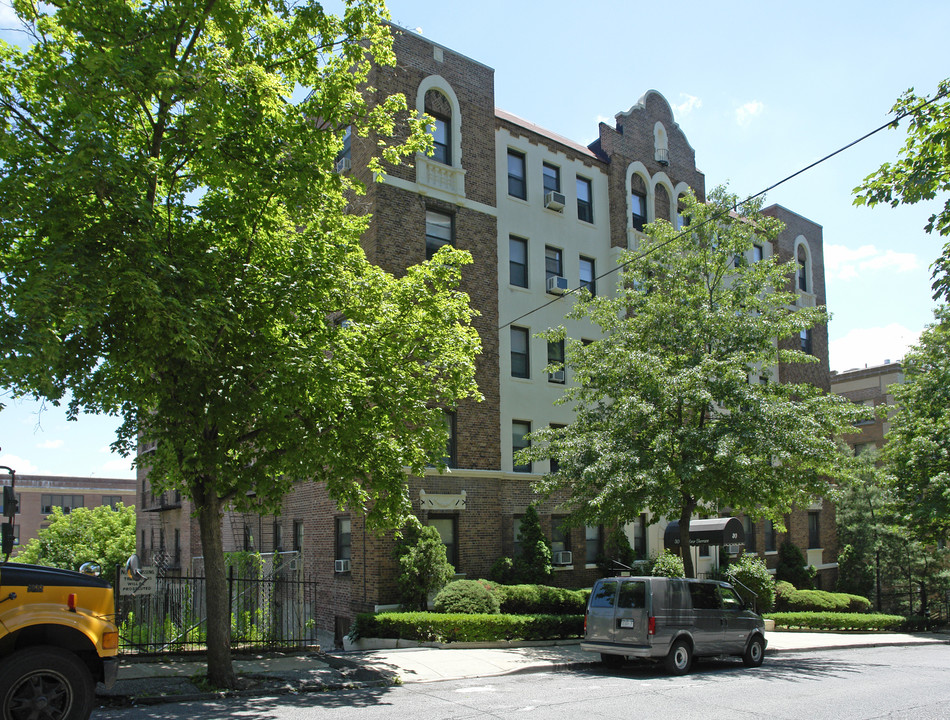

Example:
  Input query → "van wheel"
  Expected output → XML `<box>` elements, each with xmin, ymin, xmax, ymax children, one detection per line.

<box><xmin>600</xmin><ymin>653</ymin><xmax>624</xmax><ymax>667</ymax></box>
<box><xmin>0</xmin><ymin>646</ymin><xmax>94</xmax><ymax>720</ymax></box>
<box><xmin>743</xmin><ymin>636</ymin><xmax>765</xmax><ymax>667</ymax></box>
<box><xmin>665</xmin><ymin>639</ymin><xmax>692</xmax><ymax>675</ymax></box>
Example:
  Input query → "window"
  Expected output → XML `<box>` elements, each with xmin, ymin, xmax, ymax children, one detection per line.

<box><xmin>100</xmin><ymin>495</ymin><xmax>122</xmax><ymax>509</ymax></box>
<box><xmin>753</xmin><ymin>244</ymin><xmax>763</xmax><ymax>262</ymax></box>
<box><xmin>293</xmin><ymin>520</ymin><xmax>303</xmax><ymax>552</ymax></box>
<box><xmin>549</xmin><ymin>424</ymin><xmax>566</xmax><ymax>474</ymax></box>
<box><xmin>618</xmin><ymin>580</ymin><xmax>646</xmax><ymax>609</ymax></box>
<box><xmin>425</xmin><ymin>210</ymin><xmax>453</xmax><ymax>260</ymax></box>
<box><xmin>512</xmin><ymin>420</ymin><xmax>531</xmax><ymax>473</ymax></box>
<box><xmin>579</xmin><ymin>256</ymin><xmax>596</xmax><ymax>296</ymax></box>
<box><xmin>273</xmin><ymin>522</ymin><xmax>283</xmax><ymax>552</ymax></box>
<box><xmin>336</xmin><ymin>517</ymin><xmax>351</xmax><ymax>562</ymax></box>
<box><xmin>542</xmin><ymin>162</ymin><xmax>560</xmax><ymax>194</ymax></box>
<box><xmin>509</xmin><ymin>235</ymin><xmax>528</xmax><ymax>287</ymax></box>
<box><xmin>797</xmin><ymin>246</ymin><xmax>808</xmax><ymax>292</ymax></box>
<box><xmin>507</xmin><ymin>150</ymin><xmax>526</xmax><ymax>199</ymax></box>
<box><xmin>40</xmin><ymin>494</ymin><xmax>83</xmax><ymax>515</ymax></box>
<box><xmin>510</xmin><ymin>326</ymin><xmax>530</xmax><ymax>379</ymax></box>
<box><xmin>764</xmin><ymin>519</ymin><xmax>777</xmax><ymax>552</ymax></box>
<box><xmin>854</xmin><ymin>441</ymin><xmax>877</xmax><ymax>456</ymax></box>
<box><xmin>800</xmin><ymin>328</ymin><xmax>813</xmax><ymax>355</ymax></box>
<box><xmin>552</xmin><ymin>516</ymin><xmax>571</xmax><ymax>556</ymax></box>
<box><xmin>429</xmin><ymin>515</ymin><xmax>458</xmax><ymax>569</ymax></box>
<box><xmin>337</xmin><ymin>125</ymin><xmax>352</xmax><ymax>167</ymax></box>
<box><xmin>631</xmin><ymin>191</ymin><xmax>647</xmax><ymax>231</ymax></box>
<box><xmin>808</xmin><ymin>511</ymin><xmax>821</xmax><ymax>548</ymax></box>
<box><xmin>243</xmin><ymin>524</ymin><xmax>254</xmax><ymax>551</ymax></box>
<box><xmin>689</xmin><ymin>583</ymin><xmax>719</xmax><ymax>610</ymax></box>
<box><xmin>443</xmin><ymin>410</ymin><xmax>457</xmax><ymax>467</ymax></box>
<box><xmin>585</xmin><ymin>525</ymin><xmax>602</xmax><ymax>564</ymax></box>
<box><xmin>743</xmin><ymin>516</ymin><xmax>757</xmax><ymax>552</ymax></box>
<box><xmin>431</xmin><ymin>114</ymin><xmax>450</xmax><ymax>165</ymax></box>
<box><xmin>590</xmin><ymin>580</ymin><xmax>617</xmax><ymax>609</ymax></box>
<box><xmin>547</xmin><ymin>339</ymin><xmax>565</xmax><ymax>384</ymax></box>
<box><xmin>512</xmin><ymin>515</ymin><xmax>524</xmax><ymax>558</ymax></box>
<box><xmin>545</xmin><ymin>246</ymin><xmax>563</xmax><ymax>284</ymax></box>
<box><xmin>173</xmin><ymin>529</ymin><xmax>181</xmax><ymax>565</ymax></box>
<box><xmin>576</xmin><ymin>176</ymin><xmax>593</xmax><ymax>222</ymax></box>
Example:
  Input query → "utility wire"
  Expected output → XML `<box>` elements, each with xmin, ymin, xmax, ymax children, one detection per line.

<box><xmin>498</xmin><ymin>89</ymin><xmax>948</xmax><ymax>332</ymax></box>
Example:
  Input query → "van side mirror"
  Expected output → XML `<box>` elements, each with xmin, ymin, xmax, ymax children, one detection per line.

<box><xmin>1</xmin><ymin>523</ymin><xmax>14</xmax><ymax>556</ymax></box>
<box><xmin>2</xmin><ymin>487</ymin><xmax>17</xmax><ymax>518</ymax></box>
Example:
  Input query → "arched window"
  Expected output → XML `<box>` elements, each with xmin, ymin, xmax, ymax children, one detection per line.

<box><xmin>654</xmin><ymin>184</ymin><xmax>670</xmax><ymax>226</ymax></box>
<box><xmin>425</xmin><ymin>89</ymin><xmax>452</xmax><ymax>165</ymax></box>
<box><xmin>797</xmin><ymin>242</ymin><xmax>809</xmax><ymax>293</ymax></box>
<box><xmin>631</xmin><ymin>173</ymin><xmax>648</xmax><ymax>231</ymax></box>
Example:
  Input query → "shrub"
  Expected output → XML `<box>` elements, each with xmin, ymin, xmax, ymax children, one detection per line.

<box><xmin>774</xmin><ymin>586</ymin><xmax>873</xmax><ymax>613</ymax></box>
<box><xmin>496</xmin><ymin>584</ymin><xmax>589</xmax><ymax>615</ymax></box>
<box><xmin>598</xmin><ymin>526</ymin><xmax>636</xmax><ymax>574</ymax></box>
<box><xmin>514</xmin><ymin>506</ymin><xmax>553</xmax><ymax>584</ymax></box>
<box><xmin>723</xmin><ymin>554</ymin><xmax>776</xmax><ymax>613</ymax></box>
<box><xmin>393</xmin><ymin>522</ymin><xmax>455</xmax><ymax>611</ymax></box>
<box><xmin>433</xmin><ymin>580</ymin><xmax>500</xmax><ymax>615</ymax></box>
<box><xmin>650</xmin><ymin>550</ymin><xmax>685</xmax><ymax>578</ymax></box>
<box><xmin>489</xmin><ymin>556</ymin><xmax>516</xmax><ymax>584</ymax></box>
<box><xmin>349</xmin><ymin>612</ymin><xmax>584</xmax><ymax>643</ymax></box>
<box><xmin>775</xmin><ymin>539</ymin><xmax>813</xmax><ymax>589</ymax></box>
<box><xmin>765</xmin><ymin>612</ymin><xmax>904</xmax><ymax>631</ymax></box>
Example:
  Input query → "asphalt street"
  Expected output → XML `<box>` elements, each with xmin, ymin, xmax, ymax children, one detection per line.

<box><xmin>94</xmin><ymin>644</ymin><xmax>950</xmax><ymax>720</ymax></box>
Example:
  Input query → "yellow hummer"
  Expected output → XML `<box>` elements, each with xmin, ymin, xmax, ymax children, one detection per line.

<box><xmin>0</xmin><ymin>466</ymin><xmax>119</xmax><ymax>720</ymax></box>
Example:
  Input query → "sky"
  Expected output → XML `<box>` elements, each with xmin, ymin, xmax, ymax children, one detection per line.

<box><xmin>1</xmin><ymin>0</ymin><xmax>948</xmax><ymax>478</ymax></box>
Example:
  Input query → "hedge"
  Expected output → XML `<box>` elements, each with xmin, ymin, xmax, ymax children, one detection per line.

<box><xmin>765</xmin><ymin>612</ymin><xmax>905</xmax><ymax>631</ymax></box>
<box><xmin>495</xmin><ymin>584</ymin><xmax>589</xmax><ymax>615</ymax></box>
<box><xmin>350</xmin><ymin>612</ymin><xmax>584</xmax><ymax>643</ymax></box>
<box><xmin>774</xmin><ymin>585</ymin><xmax>871</xmax><ymax>613</ymax></box>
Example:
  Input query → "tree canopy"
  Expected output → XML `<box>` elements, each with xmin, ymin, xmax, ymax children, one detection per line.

<box><xmin>853</xmin><ymin>79</ymin><xmax>950</xmax><ymax>300</ymax></box>
<box><xmin>14</xmin><ymin>503</ymin><xmax>136</xmax><ymax>587</ymax></box>
<box><xmin>0</xmin><ymin>0</ymin><xmax>480</xmax><ymax>686</ymax></box>
<box><xmin>521</xmin><ymin>187</ymin><xmax>863</xmax><ymax>578</ymax></box>
<box><xmin>885</xmin><ymin>306</ymin><xmax>950</xmax><ymax>543</ymax></box>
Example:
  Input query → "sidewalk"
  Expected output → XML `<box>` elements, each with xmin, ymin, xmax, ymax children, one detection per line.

<box><xmin>98</xmin><ymin>631</ymin><xmax>949</xmax><ymax>707</ymax></box>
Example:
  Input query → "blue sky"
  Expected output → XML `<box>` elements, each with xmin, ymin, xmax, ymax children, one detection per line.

<box><xmin>1</xmin><ymin>0</ymin><xmax>948</xmax><ymax>478</ymax></box>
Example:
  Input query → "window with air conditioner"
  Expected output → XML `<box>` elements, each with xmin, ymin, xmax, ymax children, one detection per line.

<box><xmin>548</xmin><ymin>339</ymin><xmax>565</xmax><ymax>384</ymax></box>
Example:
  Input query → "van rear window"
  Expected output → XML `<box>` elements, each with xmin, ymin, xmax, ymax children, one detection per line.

<box><xmin>618</xmin><ymin>580</ymin><xmax>645</xmax><ymax>609</ymax></box>
<box><xmin>590</xmin><ymin>580</ymin><xmax>618</xmax><ymax>608</ymax></box>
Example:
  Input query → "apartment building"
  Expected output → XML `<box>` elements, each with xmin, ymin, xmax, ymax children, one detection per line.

<box><xmin>830</xmin><ymin>361</ymin><xmax>905</xmax><ymax>454</ymax></box>
<box><xmin>137</xmin><ymin>25</ymin><xmax>840</xmax><ymax>640</ymax></box>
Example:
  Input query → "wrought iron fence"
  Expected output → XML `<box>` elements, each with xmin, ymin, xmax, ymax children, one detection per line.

<box><xmin>116</xmin><ymin>553</ymin><xmax>321</xmax><ymax>654</ymax></box>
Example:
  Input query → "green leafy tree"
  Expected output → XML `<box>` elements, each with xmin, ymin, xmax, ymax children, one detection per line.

<box><xmin>514</xmin><ymin>505</ymin><xmax>552</xmax><ymax>584</ymax></box>
<box><xmin>650</xmin><ymin>550</ymin><xmax>685</xmax><ymax>578</ymax></box>
<box><xmin>0</xmin><ymin>0</ymin><xmax>480</xmax><ymax>687</ymax></box>
<box><xmin>775</xmin><ymin>539</ymin><xmax>814</xmax><ymax>589</ymax></box>
<box><xmin>885</xmin><ymin>307</ymin><xmax>950</xmax><ymax>543</ymax></box>
<box><xmin>393</xmin><ymin>522</ymin><xmax>455</xmax><ymax>611</ymax></box>
<box><xmin>722</xmin><ymin>554</ymin><xmax>775</xmax><ymax>613</ymax></box>
<box><xmin>13</xmin><ymin>503</ymin><xmax>135</xmax><ymax>586</ymax></box>
<box><xmin>521</xmin><ymin>187</ymin><xmax>863</xmax><ymax>578</ymax></box>
<box><xmin>853</xmin><ymin>79</ymin><xmax>950</xmax><ymax>300</ymax></box>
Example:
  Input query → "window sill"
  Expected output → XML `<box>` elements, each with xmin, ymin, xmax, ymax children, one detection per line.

<box><xmin>553</xmin><ymin>565</ymin><xmax>574</xmax><ymax>572</ymax></box>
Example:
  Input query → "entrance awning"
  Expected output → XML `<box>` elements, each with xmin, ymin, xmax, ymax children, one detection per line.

<box><xmin>663</xmin><ymin>517</ymin><xmax>744</xmax><ymax>549</ymax></box>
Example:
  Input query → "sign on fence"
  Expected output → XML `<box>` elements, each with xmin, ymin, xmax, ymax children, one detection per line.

<box><xmin>118</xmin><ymin>566</ymin><xmax>157</xmax><ymax>596</ymax></box>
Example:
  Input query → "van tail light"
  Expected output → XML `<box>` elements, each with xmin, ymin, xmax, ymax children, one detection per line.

<box><xmin>648</xmin><ymin>616</ymin><xmax>656</xmax><ymax>635</ymax></box>
<box><xmin>584</xmin><ymin>613</ymin><xmax>588</xmax><ymax>634</ymax></box>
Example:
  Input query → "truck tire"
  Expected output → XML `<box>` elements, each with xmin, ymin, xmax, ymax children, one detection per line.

<box><xmin>743</xmin><ymin>635</ymin><xmax>765</xmax><ymax>667</ymax></box>
<box><xmin>0</xmin><ymin>646</ymin><xmax>95</xmax><ymax>720</ymax></box>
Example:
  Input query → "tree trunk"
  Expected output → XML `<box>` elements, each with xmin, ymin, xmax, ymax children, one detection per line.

<box><xmin>196</xmin><ymin>488</ymin><xmax>236</xmax><ymax>689</ymax></box>
<box><xmin>678</xmin><ymin>502</ymin><xmax>695</xmax><ymax>579</ymax></box>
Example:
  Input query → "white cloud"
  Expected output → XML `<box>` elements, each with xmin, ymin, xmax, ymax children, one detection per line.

<box><xmin>673</xmin><ymin>94</ymin><xmax>702</xmax><ymax>118</ymax></box>
<box><xmin>735</xmin><ymin>100</ymin><xmax>764</xmax><ymax>127</ymax></box>
<box><xmin>37</xmin><ymin>439</ymin><xmax>63</xmax><ymax>449</ymax></box>
<box><xmin>829</xmin><ymin>324</ymin><xmax>921</xmax><ymax>373</ymax></box>
<box><xmin>825</xmin><ymin>243</ymin><xmax>919</xmax><ymax>281</ymax></box>
<box><xmin>0</xmin><ymin>454</ymin><xmax>39</xmax><ymax>475</ymax></box>
<box><xmin>99</xmin><ymin>458</ymin><xmax>135</xmax><ymax>477</ymax></box>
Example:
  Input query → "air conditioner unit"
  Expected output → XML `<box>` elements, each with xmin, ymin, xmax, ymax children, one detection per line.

<box><xmin>546</xmin><ymin>275</ymin><xmax>569</xmax><ymax>294</ymax></box>
<box><xmin>549</xmin><ymin>370</ymin><xmax>565</xmax><ymax>383</ymax></box>
<box><xmin>553</xmin><ymin>551</ymin><xmax>573</xmax><ymax>565</ymax></box>
<box><xmin>334</xmin><ymin>559</ymin><xmax>351</xmax><ymax>573</ymax></box>
<box><xmin>544</xmin><ymin>191</ymin><xmax>565</xmax><ymax>211</ymax></box>
<box><xmin>335</xmin><ymin>157</ymin><xmax>351</xmax><ymax>173</ymax></box>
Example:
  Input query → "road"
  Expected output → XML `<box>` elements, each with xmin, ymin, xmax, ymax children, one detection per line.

<box><xmin>95</xmin><ymin>644</ymin><xmax>950</xmax><ymax>720</ymax></box>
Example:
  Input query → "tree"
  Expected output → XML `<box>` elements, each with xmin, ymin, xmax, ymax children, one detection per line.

<box><xmin>514</xmin><ymin>505</ymin><xmax>552</xmax><ymax>584</ymax></box>
<box><xmin>13</xmin><ymin>503</ymin><xmax>135</xmax><ymax>586</ymax></box>
<box><xmin>885</xmin><ymin>306</ymin><xmax>950</xmax><ymax>543</ymax></box>
<box><xmin>393</xmin><ymin>522</ymin><xmax>455</xmax><ymax>611</ymax></box>
<box><xmin>0</xmin><ymin>1</ymin><xmax>480</xmax><ymax>687</ymax></box>
<box><xmin>521</xmin><ymin>187</ymin><xmax>862</xmax><ymax>578</ymax></box>
<box><xmin>853</xmin><ymin>79</ymin><xmax>950</xmax><ymax>300</ymax></box>
<box><xmin>775</xmin><ymin>538</ymin><xmax>814</xmax><ymax>589</ymax></box>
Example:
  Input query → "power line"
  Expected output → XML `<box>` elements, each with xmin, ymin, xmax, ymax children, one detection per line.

<box><xmin>498</xmin><ymin>89</ymin><xmax>948</xmax><ymax>332</ymax></box>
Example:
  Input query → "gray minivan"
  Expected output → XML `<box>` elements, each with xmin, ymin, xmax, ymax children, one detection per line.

<box><xmin>582</xmin><ymin>576</ymin><xmax>766</xmax><ymax>675</ymax></box>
